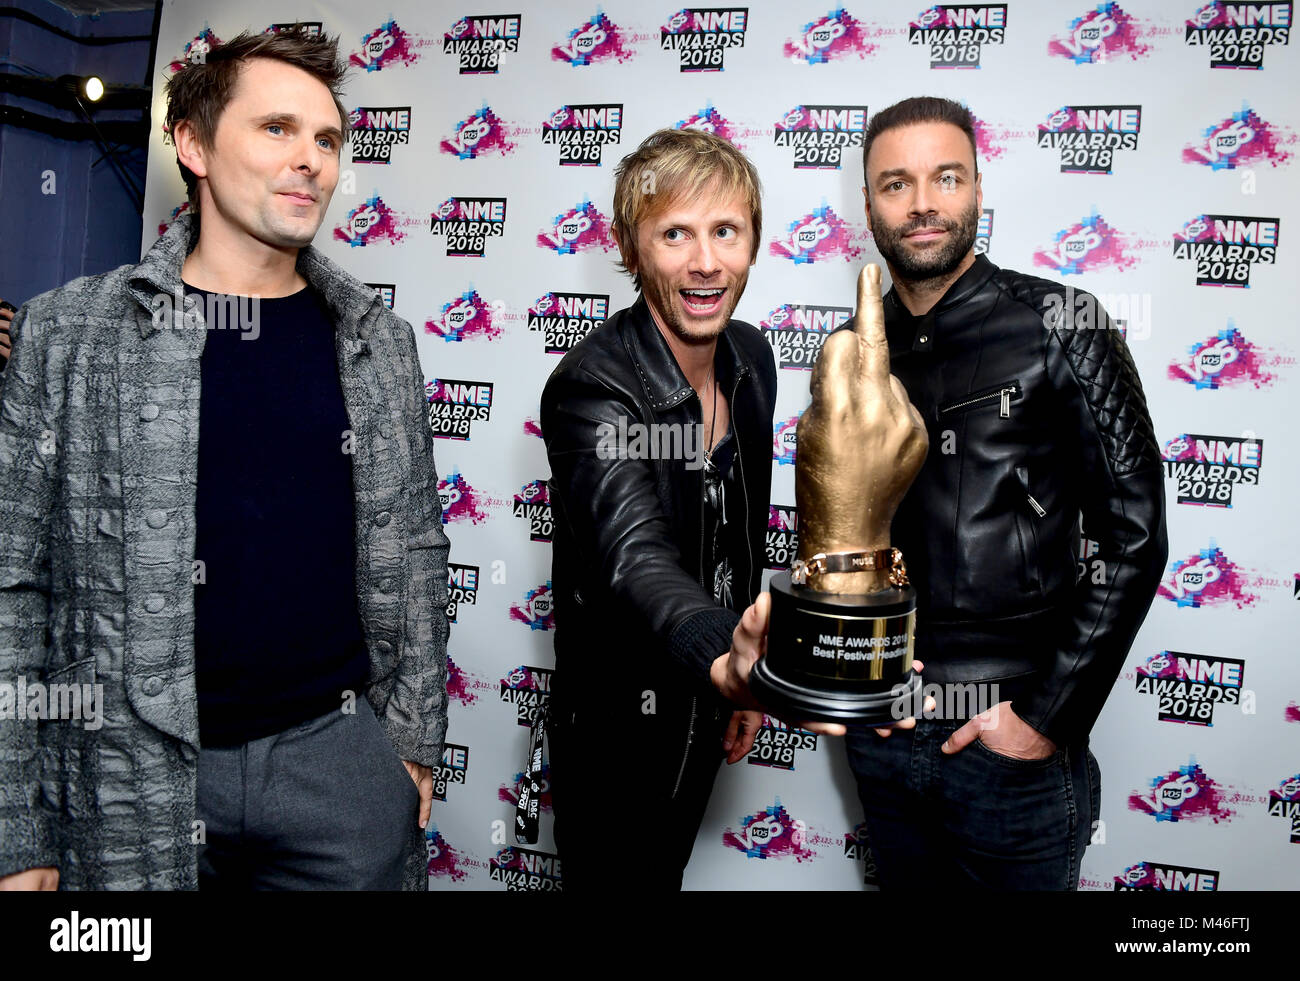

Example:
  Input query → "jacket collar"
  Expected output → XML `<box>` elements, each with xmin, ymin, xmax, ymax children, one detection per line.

<box><xmin>884</xmin><ymin>252</ymin><xmax>998</xmax><ymax>354</ymax></box>
<box><xmin>619</xmin><ymin>295</ymin><xmax>750</xmax><ymax>412</ymax></box>
<box><xmin>127</xmin><ymin>211</ymin><xmax>380</xmax><ymax>338</ymax></box>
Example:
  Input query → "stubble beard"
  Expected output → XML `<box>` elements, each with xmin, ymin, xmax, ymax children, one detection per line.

<box><xmin>871</xmin><ymin>199</ymin><xmax>980</xmax><ymax>290</ymax></box>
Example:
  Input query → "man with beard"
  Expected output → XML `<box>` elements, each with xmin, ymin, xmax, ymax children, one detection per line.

<box><xmin>841</xmin><ymin>96</ymin><xmax>1167</xmax><ymax>889</ymax></box>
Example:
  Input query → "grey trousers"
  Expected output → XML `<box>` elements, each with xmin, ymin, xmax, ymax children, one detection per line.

<box><xmin>196</xmin><ymin>698</ymin><xmax>420</xmax><ymax>890</ymax></box>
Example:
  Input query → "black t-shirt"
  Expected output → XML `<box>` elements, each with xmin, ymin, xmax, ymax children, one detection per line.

<box><xmin>188</xmin><ymin>283</ymin><xmax>369</xmax><ymax>746</ymax></box>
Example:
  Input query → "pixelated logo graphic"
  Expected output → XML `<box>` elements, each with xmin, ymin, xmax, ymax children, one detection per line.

<box><xmin>498</xmin><ymin>665</ymin><xmax>553</xmax><ymax>726</ymax></box>
<box><xmin>1173</xmin><ymin>214</ymin><xmax>1279</xmax><ymax>286</ymax></box>
<box><xmin>766</xmin><ymin>504</ymin><xmax>799</xmax><ymax>570</ymax></box>
<box><xmin>528</xmin><ymin>291</ymin><xmax>609</xmax><ymax>352</ymax></box>
<box><xmin>437</xmin><ymin>470</ymin><xmax>496</xmax><ymax>526</ymax></box>
<box><xmin>762</xmin><ymin>302</ymin><xmax>850</xmax><ymax>370</ymax></box>
<box><xmin>1267</xmin><ymin>775</ymin><xmax>1300</xmax><ymax>843</ymax></box>
<box><xmin>157</xmin><ymin>202</ymin><xmax>190</xmax><ymax>238</ymax></box>
<box><xmin>426</xmin><ymin>378</ymin><xmax>494</xmax><ymax>439</ymax></box>
<box><xmin>523</xmin><ymin>418</ymin><xmax>545</xmax><ymax>439</ymax></box>
<box><xmin>1287</xmin><ymin>701</ymin><xmax>1300</xmax><ymax>722</ymax></box>
<box><xmin>446</xmin><ymin>564</ymin><xmax>481</xmax><ymax>624</ymax></box>
<box><xmin>333</xmin><ymin>195</ymin><xmax>410</xmax><ymax>247</ymax></box>
<box><xmin>661</xmin><ymin>8</ymin><xmax>749</xmax><ymax>71</ymax></box>
<box><xmin>489</xmin><ymin>846</ymin><xmax>562</xmax><ymax>891</ymax></box>
<box><xmin>1162</xmin><ymin>433</ymin><xmax>1262</xmax><ymax>507</ymax></box>
<box><xmin>1167</xmin><ymin>323</ymin><xmax>1290</xmax><ymax>389</ymax></box>
<box><xmin>774</xmin><ymin>104</ymin><xmax>867</xmax><ymax>170</ymax></box>
<box><xmin>349</xmin><ymin>106</ymin><xmax>411</xmax><ymax>165</ymax></box>
<box><xmin>440</xmin><ymin>105</ymin><xmax>517</xmax><ymax>160</ymax></box>
<box><xmin>1128</xmin><ymin>760</ymin><xmax>1236</xmax><ymax>823</ymax></box>
<box><xmin>554</xmin><ymin>11</ymin><xmax>635</xmax><ymax>65</ymax></box>
<box><xmin>1048</xmin><ymin>3</ymin><xmax>1153</xmax><ymax>63</ymax></box>
<box><xmin>509</xmin><ymin>584</ymin><xmax>556</xmax><ymax>632</ymax></box>
<box><xmin>537</xmin><ymin>200</ymin><xmax>616</xmax><ymax>255</ymax></box>
<box><xmin>431</xmin><ymin>743</ymin><xmax>469</xmax><ymax>802</ymax></box>
<box><xmin>167</xmin><ymin>27</ymin><xmax>222</xmax><ymax>73</ymax></box>
<box><xmin>1113</xmin><ymin>861</ymin><xmax>1220</xmax><ymax>890</ymax></box>
<box><xmin>1184</xmin><ymin>105</ymin><xmax>1295</xmax><ymax>170</ymax></box>
<box><xmin>770</xmin><ymin>204</ymin><xmax>864</xmax><ymax>265</ymax></box>
<box><xmin>774</xmin><ymin>416</ymin><xmax>799</xmax><ymax>466</ymax></box>
<box><xmin>747</xmin><ymin>716</ymin><xmax>819</xmax><ymax>770</ymax></box>
<box><xmin>674</xmin><ymin>103</ymin><xmax>744</xmax><ymax>147</ymax></box>
<box><xmin>352</xmin><ymin>20</ymin><xmax>430</xmax><ymax>71</ymax></box>
<box><xmin>907</xmin><ymin>4</ymin><xmax>1006</xmax><ymax>67</ymax></box>
<box><xmin>723</xmin><ymin>799</ymin><xmax>818</xmax><ymax>861</ymax></box>
<box><xmin>1034</xmin><ymin>211</ymin><xmax>1141</xmax><ymax>275</ymax></box>
<box><xmin>1037</xmin><ymin>105</ymin><xmax>1141</xmax><ymax>174</ymax></box>
<box><xmin>446</xmin><ymin>652</ymin><xmax>494</xmax><ymax>702</ymax></box>
<box><xmin>426</xmin><ymin>825</ymin><xmax>485</xmax><ymax>881</ymax></box>
<box><xmin>425</xmin><ymin>290</ymin><xmax>503</xmax><ymax>342</ymax></box>
<box><xmin>264</xmin><ymin>22</ymin><xmax>322</xmax><ymax>36</ymax></box>
<box><xmin>512</xmin><ymin>480</ymin><xmax>552</xmax><ymax>543</ymax></box>
<box><xmin>1134</xmin><ymin>651</ymin><xmax>1245</xmax><ymax>725</ymax></box>
<box><xmin>1158</xmin><ymin>543</ymin><xmax>1259</xmax><ymax>608</ymax></box>
<box><xmin>442</xmin><ymin>13</ymin><xmax>521</xmax><ymax>74</ymax></box>
<box><xmin>1184</xmin><ymin>1</ymin><xmax>1292</xmax><ymax>69</ymax></box>
<box><xmin>542</xmin><ymin>104</ymin><xmax>623</xmax><ymax>165</ymax></box>
<box><xmin>787</xmin><ymin>8</ymin><xmax>878</xmax><ymax>63</ymax></box>
<box><xmin>430</xmin><ymin>197</ymin><xmax>508</xmax><ymax>257</ymax></box>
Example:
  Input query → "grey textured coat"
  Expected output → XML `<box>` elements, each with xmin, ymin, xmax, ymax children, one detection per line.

<box><xmin>0</xmin><ymin>212</ymin><xmax>449</xmax><ymax>889</ymax></box>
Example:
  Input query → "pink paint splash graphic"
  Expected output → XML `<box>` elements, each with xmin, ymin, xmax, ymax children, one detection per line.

<box><xmin>1048</xmin><ymin>3</ymin><xmax>1152</xmax><ymax>63</ymax></box>
<box><xmin>785</xmin><ymin>8</ymin><xmax>876</xmax><ymax>63</ymax></box>
<box><xmin>498</xmin><ymin>763</ymin><xmax>554</xmax><ymax>811</ymax></box>
<box><xmin>509</xmin><ymin>584</ymin><xmax>555</xmax><ymax>631</ymax></box>
<box><xmin>1286</xmin><ymin>703</ymin><xmax>1300</xmax><ymax>723</ymax></box>
<box><xmin>167</xmin><ymin>27</ymin><xmax>222</xmax><ymax>74</ymax></box>
<box><xmin>437</xmin><ymin>470</ymin><xmax>492</xmax><ymax>526</ymax></box>
<box><xmin>424</xmin><ymin>290</ymin><xmax>502</xmax><ymax>343</ymax></box>
<box><xmin>968</xmin><ymin>109</ymin><xmax>1016</xmax><ymax>161</ymax></box>
<box><xmin>157</xmin><ymin>202</ymin><xmax>190</xmax><ymax>238</ymax></box>
<box><xmin>1128</xmin><ymin>760</ymin><xmax>1235</xmax><ymax>824</ymax></box>
<box><xmin>351</xmin><ymin>21</ymin><xmax>425</xmax><ymax>72</ymax></box>
<box><xmin>723</xmin><ymin>799</ymin><xmax>818</xmax><ymax>861</ymax></box>
<box><xmin>426</xmin><ymin>826</ymin><xmax>470</xmax><ymax>880</ymax></box>
<box><xmin>774</xmin><ymin>416</ymin><xmax>799</xmax><ymax>466</ymax></box>
<box><xmin>1034</xmin><ymin>212</ymin><xmax>1141</xmax><ymax>275</ymax></box>
<box><xmin>445</xmin><ymin>655</ymin><xmax>496</xmax><ymax>706</ymax></box>
<box><xmin>537</xmin><ymin>200</ymin><xmax>615</xmax><ymax>255</ymax></box>
<box><xmin>1158</xmin><ymin>543</ymin><xmax>1259</xmax><ymax>609</ymax></box>
<box><xmin>333</xmin><ymin>195</ymin><xmax>406</xmax><ymax>248</ymax></box>
<box><xmin>769</xmin><ymin>204</ymin><xmax>863</xmax><ymax>265</ymax></box>
<box><xmin>1183</xmin><ymin>106</ymin><xmax>1295</xmax><ymax>171</ymax></box>
<box><xmin>1167</xmin><ymin>324</ymin><xmax>1281</xmax><ymax>390</ymax></box>
<box><xmin>440</xmin><ymin>105</ymin><xmax>517</xmax><ymax>160</ymax></box>
<box><xmin>553</xmin><ymin>12</ymin><xmax>634</xmax><ymax>65</ymax></box>
<box><xmin>523</xmin><ymin>418</ymin><xmax>544</xmax><ymax>439</ymax></box>
<box><xmin>675</xmin><ymin>104</ymin><xmax>742</xmax><ymax>148</ymax></box>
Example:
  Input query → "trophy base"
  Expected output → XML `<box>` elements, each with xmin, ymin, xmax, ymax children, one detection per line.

<box><xmin>750</xmin><ymin>659</ymin><xmax>923</xmax><ymax>726</ymax></box>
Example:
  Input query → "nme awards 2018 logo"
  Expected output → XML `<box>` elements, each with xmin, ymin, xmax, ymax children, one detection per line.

<box><xmin>770</xmin><ymin>204</ymin><xmax>863</xmax><ymax>265</ymax></box>
<box><xmin>431</xmin><ymin>743</ymin><xmax>469</xmax><ymax>802</ymax></box>
<box><xmin>1266</xmin><ymin>774</ymin><xmax>1300</xmax><ymax>843</ymax></box>
<box><xmin>975</xmin><ymin>208</ymin><xmax>994</xmax><ymax>254</ymax></box>
<box><xmin>426</xmin><ymin>378</ymin><xmax>493</xmax><ymax>440</ymax></box>
<box><xmin>1184</xmin><ymin>1</ymin><xmax>1291</xmax><ymax>68</ymax></box>
<box><xmin>352</xmin><ymin>21</ymin><xmax>428</xmax><ymax>72</ymax></box>
<box><xmin>1162</xmin><ymin>433</ymin><xmax>1261</xmax><ymax>507</ymax></box>
<box><xmin>1173</xmin><ymin>214</ymin><xmax>1279</xmax><ymax>286</ymax></box>
<box><xmin>785</xmin><ymin>8</ymin><xmax>877</xmax><ymax>64</ymax></box>
<box><xmin>430</xmin><ymin>197</ymin><xmax>507</xmax><ymax>258</ymax></box>
<box><xmin>425</xmin><ymin>290</ymin><xmax>502</xmax><ymax>342</ymax></box>
<box><xmin>1034</xmin><ymin>212</ymin><xmax>1140</xmax><ymax>275</ymax></box>
<box><xmin>537</xmin><ymin>200</ymin><xmax>615</xmax><ymax>255</ymax></box>
<box><xmin>1159</xmin><ymin>543</ymin><xmax>1259</xmax><ymax>608</ymax></box>
<box><xmin>908</xmin><ymin>4</ymin><xmax>1007</xmax><ymax>67</ymax></box>
<box><xmin>333</xmin><ymin>195</ymin><xmax>408</xmax><ymax>247</ymax></box>
<box><xmin>1114</xmin><ymin>861</ymin><xmax>1219</xmax><ymax>890</ymax></box>
<box><xmin>774</xmin><ymin>416</ymin><xmax>799</xmax><ymax>466</ymax></box>
<box><xmin>1183</xmin><ymin>106</ymin><xmax>1294</xmax><ymax>170</ymax></box>
<box><xmin>1167</xmin><ymin>324</ymin><xmax>1283</xmax><ymax>389</ymax></box>
<box><xmin>774</xmin><ymin>105</ymin><xmax>867</xmax><ymax>170</ymax></box>
<box><xmin>724</xmin><ymin>799</ymin><xmax>817</xmax><ymax>861</ymax></box>
<box><xmin>762</xmin><ymin>302</ymin><xmax>850</xmax><ymax>369</ymax></box>
<box><xmin>510</xmin><ymin>585</ymin><xmax>555</xmax><ymax>632</ymax></box>
<box><xmin>766</xmin><ymin>504</ymin><xmax>798</xmax><ymax>569</ymax></box>
<box><xmin>512</xmin><ymin>480</ymin><xmax>552</xmax><ymax>543</ymax></box>
<box><xmin>1037</xmin><ymin>105</ymin><xmax>1141</xmax><ymax>174</ymax></box>
<box><xmin>554</xmin><ymin>12</ymin><xmax>635</xmax><ymax>65</ymax></box>
<box><xmin>490</xmin><ymin>846</ymin><xmax>561</xmax><ymax>891</ymax></box>
<box><xmin>348</xmin><ymin>107</ymin><xmax>411</xmax><ymax>165</ymax></box>
<box><xmin>1128</xmin><ymin>760</ymin><xmax>1236</xmax><ymax>824</ymax></box>
<box><xmin>443</xmin><ymin>14</ymin><xmax>521</xmax><ymax>74</ymax></box>
<box><xmin>747</xmin><ymin>716</ymin><xmax>818</xmax><ymax>770</ymax></box>
<box><xmin>661</xmin><ymin>8</ymin><xmax>749</xmax><ymax>72</ymax></box>
<box><xmin>1135</xmin><ymin>651</ymin><xmax>1245</xmax><ymax>725</ymax></box>
<box><xmin>542</xmin><ymin>104</ymin><xmax>624</xmax><ymax>166</ymax></box>
<box><xmin>529</xmin><ymin>292</ymin><xmax>609</xmax><ymax>353</ymax></box>
<box><xmin>1048</xmin><ymin>3</ymin><xmax>1153</xmax><ymax>63</ymax></box>
<box><xmin>446</xmin><ymin>564</ymin><xmax>480</xmax><ymax>624</ymax></box>
<box><xmin>499</xmin><ymin>665</ymin><xmax>552</xmax><ymax>725</ymax></box>
<box><xmin>844</xmin><ymin>822</ymin><xmax>880</xmax><ymax>885</ymax></box>
<box><xmin>440</xmin><ymin>105</ymin><xmax>516</xmax><ymax>160</ymax></box>
<box><xmin>367</xmin><ymin>283</ymin><xmax>395</xmax><ymax>309</ymax></box>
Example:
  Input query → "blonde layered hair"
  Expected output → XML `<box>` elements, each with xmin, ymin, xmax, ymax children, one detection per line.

<box><xmin>612</xmin><ymin>128</ymin><xmax>763</xmax><ymax>290</ymax></box>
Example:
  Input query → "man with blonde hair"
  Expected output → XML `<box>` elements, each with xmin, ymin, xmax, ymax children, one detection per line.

<box><xmin>541</xmin><ymin>128</ymin><xmax>774</xmax><ymax>890</ymax></box>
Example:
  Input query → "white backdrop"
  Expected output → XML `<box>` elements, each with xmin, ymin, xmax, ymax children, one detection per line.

<box><xmin>142</xmin><ymin>0</ymin><xmax>1299</xmax><ymax>890</ymax></box>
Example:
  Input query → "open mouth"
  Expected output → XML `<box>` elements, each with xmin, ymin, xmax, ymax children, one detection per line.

<box><xmin>680</xmin><ymin>287</ymin><xmax>726</xmax><ymax>314</ymax></box>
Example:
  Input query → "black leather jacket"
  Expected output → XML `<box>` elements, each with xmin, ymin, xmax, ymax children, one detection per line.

<box><xmin>882</xmin><ymin>255</ymin><xmax>1168</xmax><ymax>747</ymax></box>
<box><xmin>541</xmin><ymin>297</ymin><xmax>777</xmax><ymax>714</ymax></box>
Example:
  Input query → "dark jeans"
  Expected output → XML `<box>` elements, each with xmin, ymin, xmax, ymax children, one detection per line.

<box><xmin>844</xmin><ymin>717</ymin><xmax>1100</xmax><ymax>890</ymax></box>
<box><xmin>196</xmin><ymin>697</ymin><xmax>420</xmax><ymax>890</ymax></box>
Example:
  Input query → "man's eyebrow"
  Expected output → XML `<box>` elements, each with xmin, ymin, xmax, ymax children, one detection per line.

<box><xmin>874</xmin><ymin>161</ymin><xmax>971</xmax><ymax>184</ymax></box>
<box><xmin>252</xmin><ymin>112</ymin><xmax>344</xmax><ymax>142</ymax></box>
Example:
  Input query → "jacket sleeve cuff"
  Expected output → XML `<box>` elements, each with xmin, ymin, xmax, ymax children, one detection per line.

<box><xmin>0</xmin><ymin>812</ymin><xmax>58</xmax><ymax>881</ymax></box>
<box><xmin>668</xmin><ymin>607</ymin><xmax>741</xmax><ymax>681</ymax></box>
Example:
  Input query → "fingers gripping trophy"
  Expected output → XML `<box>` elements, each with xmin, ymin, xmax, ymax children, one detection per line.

<box><xmin>750</xmin><ymin>264</ymin><xmax>930</xmax><ymax>723</ymax></box>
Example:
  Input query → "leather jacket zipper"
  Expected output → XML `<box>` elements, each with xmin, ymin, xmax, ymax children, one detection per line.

<box><xmin>938</xmin><ymin>381</ymin><xmax>1022</xmax><ymax>419</ymax></box>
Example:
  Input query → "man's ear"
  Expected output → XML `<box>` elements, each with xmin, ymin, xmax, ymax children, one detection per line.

<box><xmin>173</xmin><ymin>119</ymin><xmax>208</xmax><ymax>179</ymax></box>
<box><xmin>975</xmin><ymin>170</ymin><xmax>983</xmax><ymax>212</ymax></box>
<box><xmin>862</xmin><ymin>186</ymin><xmax>873</xmax><ymax>235</ymax></box>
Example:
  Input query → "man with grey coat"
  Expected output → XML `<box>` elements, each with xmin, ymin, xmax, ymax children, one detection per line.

<box><xmin>0</xmin><ymin>27</ymin><xmax>448</xmax><ymax>890</ymax></box>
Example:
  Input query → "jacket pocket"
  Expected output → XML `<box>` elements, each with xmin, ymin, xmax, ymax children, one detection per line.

<box><xmin>1013</xmin><ymin>465</ymin><xmax>1044</xmax><ymax>594</ymax></box>
<box><xmin>938</xmin><ymin>379</ymin><xmax>1022</xmax><ymax>420</ymax></box>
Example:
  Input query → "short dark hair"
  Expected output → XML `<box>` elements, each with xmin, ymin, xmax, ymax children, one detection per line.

<box><xmin>861</xmin><ymin>96</ymin><xmax>978</xmax><ymax>186</ymax></box>
<box><xmin>162</xmin><ymin>25</ymin><xmax>349</xmax><ymax>210</ymax></box>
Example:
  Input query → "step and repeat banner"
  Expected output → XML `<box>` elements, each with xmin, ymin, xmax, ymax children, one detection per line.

<box><xmin>141</xmin><ymin>0</ymin><xmax>1298</xmax><ymax>890</ymax></box>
